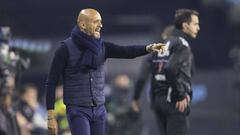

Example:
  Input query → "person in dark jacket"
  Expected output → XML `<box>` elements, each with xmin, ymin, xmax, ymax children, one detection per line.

<box><xmin>46</xmin><ymin>8</ymin><xmax>164</xmax><ymax>135</ymax></box>
<box><xmin>0</xmin><ymin>92</ymin><xmax>21</xmax><ymax>135</ymax></box>
<box><xmin>131</xmin><ymin>9</ymin><xmax>200</xmax><ymax>135</ymax></box>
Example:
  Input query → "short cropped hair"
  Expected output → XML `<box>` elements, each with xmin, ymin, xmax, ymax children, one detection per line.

<box><xmin>173</xmin><ymin>9</ymin><xmax>199</xmax><ymax>30</ymax></box>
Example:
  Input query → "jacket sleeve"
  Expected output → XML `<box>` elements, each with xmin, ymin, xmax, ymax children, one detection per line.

<box><xmin>45</xmin><ymin>44</ymin><xmax>69</xmax><ymax>110</ymax></box>
<box><xmin>133</xmin><ymin>55</ymin><xmax>152</xmax><ymax>100</ymax></box>
<box><xmin>104</xmin><ymin>41</ymin><xmax>149</xmax><ymax>59</ymax></box>
<box><xmin>165</xmin><ymin>41</ymin><xmax>191</xmax><ymax>100</ymax></box>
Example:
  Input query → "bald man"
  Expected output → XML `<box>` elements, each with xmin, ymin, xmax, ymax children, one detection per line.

<box><xmin>46</xmin><ymin>8</ymin><xmax>163</xmax><ymax>135</ymax></box>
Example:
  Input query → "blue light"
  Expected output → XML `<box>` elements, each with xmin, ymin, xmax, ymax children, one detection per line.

<box><xmin>9</xmin><ymin>38</ymin><xmax>51</xmax><ymax>53</ymax></box>
<box><xmin>192</xmin><ymin>84</ymin><xmax>208</xmax><ymax>104</ymax></box>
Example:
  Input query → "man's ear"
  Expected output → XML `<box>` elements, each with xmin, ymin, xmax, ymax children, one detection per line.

<box><xmin>182</xmin><ymin>22</ymin><xmax>190</xmax><ymax>31</ymax></box>
<box><xmin>79</xmin><ymin>22</ymin><xmax>86</xmax><ymax>29</ymax></box>
<box><xmin>182</xmin><ymin>22</ymin><xmax>188</xmax><ymax>30</ymax></box>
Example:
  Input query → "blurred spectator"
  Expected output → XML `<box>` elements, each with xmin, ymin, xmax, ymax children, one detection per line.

<box><xmin>229</xmin><ymin>43</ymin><xmax>240</xmax><ymax>89</ymax></box>
<box><xmin>5</xmin><ymin>74</ymin><xmax>16</xmax><ymax>95</ymax></box>
<box><xmin>0</xmin><ymin>68</ymin><xmax>21</xmax><ymax>135</ymax></box>
<box><xmin>5</xmin><ymin>74</ymin><xmax>20</xmax><ymax>110</ymax></box>
<box><xmin>229</xmin><ymin>43</ymin><xmax>240</xmax><ymax>71</ymax></box>
<box><xmin>0</xmin><ymin>92</ymin><xmax>21</xmax><ymax>135</ymax></box>
<box><xmin>229</xmin><ymin>43</ymin><xmax>240</xmax><ymax>125</ymax></box>
<box><xmin>16</xmin><ymin>84</ymin><xmax>48</xmax><ymax>135</ymax></box>
<box><xmin>161</xmin><ymin>25</ymin><xmax>175</xmax><ymax>41</ymax></box>
<box><xmin>105</xmin><ymin>74</ymin><xmax>142</xmax><ymax>135</ymax></box>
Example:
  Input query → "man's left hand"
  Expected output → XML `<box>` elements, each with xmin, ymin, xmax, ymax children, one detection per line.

<box><xmin>176</xmin><ymin>95</ymin><xmax>190</xmax><ymax>112</ymax></box>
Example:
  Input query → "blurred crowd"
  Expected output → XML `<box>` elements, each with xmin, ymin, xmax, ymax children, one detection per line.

<box><xmin>0</xmin><ymin>71</ymin><xmax>144</xmax><ymax>135</ymax></box>
<box><xmin>0</xmin><ymin>74</ymin><xmax>48</xmax><ymax>135</ymax></box>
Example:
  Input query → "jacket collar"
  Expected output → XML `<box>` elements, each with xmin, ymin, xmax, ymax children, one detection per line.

<box><xmin>172</xmin><ymin>29</ymin><xmax>192</xmax><ymax>43</ymax></box>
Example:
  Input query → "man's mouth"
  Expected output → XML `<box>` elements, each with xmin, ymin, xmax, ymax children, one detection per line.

<box><xmin>94</xmin><ymin>29</ymin><xmax>101</xmax><ymax>38</ymax></box>
<box><xmin>95</xmin><ymin>28</ymin><xmax>101</xmax><ymax>33</ymax></box>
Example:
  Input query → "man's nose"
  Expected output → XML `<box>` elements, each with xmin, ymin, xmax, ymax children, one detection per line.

<box><xmin>99</xmin><ymin>23</ymin><xmax>103</xmax><ymax>28</ymax></box>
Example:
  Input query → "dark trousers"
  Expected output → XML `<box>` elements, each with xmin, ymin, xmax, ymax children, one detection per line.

<box><xmin>66</xmin><ymin>105</ymin><xmax>107</xmax><ymax>135</ymax></box>
<box><xmin>152</xmin><ymin>95</ymin><xmax>190</xmax><ymax>135</ymax></box>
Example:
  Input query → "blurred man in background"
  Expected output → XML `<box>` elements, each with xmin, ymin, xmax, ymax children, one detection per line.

<box><xmin>132</xmin><ymin>9</ymin><xmax>200</xmax><ymax>135</ymax></box>
<box><xmin>46</xmin><ymin>8</ymin><xmax>164</xmax><ymax>135</ymax></box>
<box><xmin>105</xmin><ymin>74</ymin><xmax>142</xmax><ymax>135</ymax></box>
<box><xmin>16</xmin><ymin>84</ymin><xmax>48</xmax><ymax>135</ymax></box>
<box><xmin>161</xmin><ymin>25</ymin><xmax>175</xmax><ymax>42</ymax></box>
<box><xmin>0</xmin><ymin>92</ymin><xmax>20</xmax><ymax>135</ymax></box>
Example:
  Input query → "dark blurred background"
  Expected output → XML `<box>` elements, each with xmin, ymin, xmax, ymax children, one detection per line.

<box><xmin>0</xmin><ymin>0</ymin><xmax>240</xmax><ymax>135</ymax></box>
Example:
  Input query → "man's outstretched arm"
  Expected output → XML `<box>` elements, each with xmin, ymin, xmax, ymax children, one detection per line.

<box><xmin>104</xmin><ymin>41</ymin><xmax>164</xmax><ymax>59</ymax></box>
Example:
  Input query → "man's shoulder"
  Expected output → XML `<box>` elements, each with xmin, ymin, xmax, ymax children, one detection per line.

<box><xmin>165</xmin><ymin>36</ymin><xmax>180</xmax><ymax>50</ymax></box>
<box><xmin>62</xmin><ymin>37</ymin><xmax>72</xmax><ymax>46</ymax></box>
<box><xmin>178</xmin><ymin>37</ymin><xmax>189</xmax><ymax>47</ymax></box>
<box><xmin>166</xmin><ymin>36</ymin><xmax>181</xmax><ymax>44</ymax></box>
<box><xmin>54</xmin><ymin>40</ymin><xmax>69</xmax><ymax>56</ymax></box>
<box><xmin>57</xmin><ymin>42</ymin><xmax>68</xmax><ymax>51</ymax></box>
<box><xmin>61</xmin><ymin>37</ymin><xmax>80</xmax><ymax>51</ymax></box>
<box><xmin>166</xmin><ymin>36</ymin><xmax>190</xmax><ymax>50</ymax></box>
